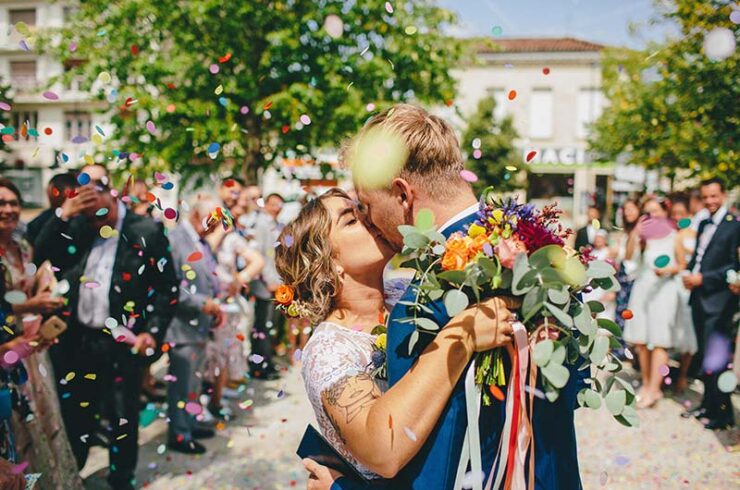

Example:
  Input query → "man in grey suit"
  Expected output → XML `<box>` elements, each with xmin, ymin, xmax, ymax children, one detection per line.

<box><xmin>166</xmin><ymin>195</ymin><xmax>224</xmax><ymax>454</ymax></box>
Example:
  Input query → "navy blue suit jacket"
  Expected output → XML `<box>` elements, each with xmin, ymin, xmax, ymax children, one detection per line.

<box><xmin>333</xmin><ymin>211</ymin><xmax>585</xmax><ymax>489</ymax></box>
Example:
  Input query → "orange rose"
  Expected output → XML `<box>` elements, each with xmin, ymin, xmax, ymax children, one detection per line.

<box><xmin>445</xmin><ymin>234</ymin><xmax>469</xmax><ymax>255</ymax></box>
<box><xmin>469</xmin><ymin>234</ymin><xmax>489</xmax><ymax>255</ymax></box>
<box><xmin>274</xmin><ymin>284</ymin><xmax>295</xmax><ymax>306</ymax></box>
<box><xmin>441</xmin><ymin>250</ymin><xmax>468</xmax><ymax>271</ymax></box>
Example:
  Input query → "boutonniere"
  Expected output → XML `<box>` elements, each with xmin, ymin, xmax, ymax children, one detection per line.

<box><xmin>369</xmin><ymin>324</ymin><xmax>387</xmax><ymax>381</ymax></box>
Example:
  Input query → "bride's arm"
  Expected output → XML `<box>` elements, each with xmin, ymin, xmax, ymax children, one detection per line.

<box><xmin>321</xmin><ymin>297</ymin><xmax>514</xmax><ymax>478</ymax></box>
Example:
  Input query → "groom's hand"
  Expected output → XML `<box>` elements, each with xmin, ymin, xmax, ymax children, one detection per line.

<box><xmin>453</xmin><ymin>296</ymin><xmax>520</xmax><ymax>352</ymax></box>
<box><xmin>303</xmin><ymin>458</ymin><xmax>342</xmax><ymax>490</ymax></box>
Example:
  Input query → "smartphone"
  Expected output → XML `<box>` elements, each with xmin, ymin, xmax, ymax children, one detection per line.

<box><xmin>39</xmin><ymin>316</ymin><xmax>68</xmax><ymax>340</ymax></box>
<box><xmin>296</xmin><ymin>425</ymin><xmax>372</xmax><ymax>484</ymax></box>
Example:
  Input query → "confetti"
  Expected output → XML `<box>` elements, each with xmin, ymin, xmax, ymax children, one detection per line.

<box><xmin>3</xmin><ymin>351</ymin><xmax>19</xmax><ymax>365</ymax></box>
<box><xmin>460</xmin><ymin>169</ymin><xmax>478</xmax><ymax>183</ymax></box>
<box><xmin>146</xmin><ymin>120</ymin><xmax>156</xmax><ymax>134</ymax></box>
<box><xmin>717</xmin><ymin>370</ymin><xmax>737</xmax><ymax>393</ymax></box>
<box><xmin>526</xmin><ymin>151</ymin><xmax>537</xmax><ymax>162</ymax></box>
<box><xmin>185</xmin><ymin>401</ymin><xmax>203</xmax><ymax>415</ymax></box>
<box><xmin>405</xmin><ymin>26</ymin><xmax>417</xmax><ymax>35</ymax></box>
<box><xmin>592</xmin><ymin>219</ymin><xmax>601</xmax><ymax>230</ymax></box>
<box><xmin>403</xmin><ymin>427</ymin><xmax>417</xmax><ymax>441</ymax></box>
<box><xmin>299</xmin><ymin>114</ymin><xmax>311</xmax><ymax>125</ymax></box>
<box><xmin>492</xmin><ymin>25</ymin><xmax>503</xmax><ymax>36</ymax></box>
<box><xmin>489</xmin><ymin>384</ymin><xmax>505</xmax><ymax>401</ymax></box>
<box><xmin>209</xmin><ymin>63</ymin><xmax>220</xmax><ymax>74</ymax></box>
<box><xmin>96</xmin><ymin>208</ymin><xmax>109</xmax><ymax>216</ymax></box>
<box><xmin>283</xmin><ymin>235</ymin><xmax>294</xmax><ymax>247</ymax></box>
<box><xmin>42</xmin><ymin>91</ymin><xmax>59</xmax><ymax>100</ymax></box>
<box><xmin>4</xmin><ymin>290</ymin><xmax>28</xmax><ymax>304</ymax></box>
<box><xmin>219</xmin><ymin>53</ymin><xmax>232</xmax><ymax>63</ymax></box>
<box><xmin>731</xmin><ymin>10</ymin><xmax>740</xmax><ymax>24</ymax></box>
<box><xmin>653</xmin><ymin>255</ymin><xmax>670</xmax><ymax>268</ymax></box>
<box><xmin>324</xmin><ymin>14</ymin><xmax>344</xmax><ymax>39</ymax></box>
<box><xmin>97</xmin><ymin>71</ymin><xmax>112</xmax><ymax>83</ymax></box>
<box><xmin>703</xmin><ymin>27</ymin><xmax>735</xmax><ymax>61</ymax></box>
<box><xmin>658</xmin><ymin>364</ymin><xmax>670</xmax><ymax>377</ymax></box>
<box><xmin>163</xmin><ymin>208</ymin><xmax>177</xmax><ymax>220</ymax></box>
<box><xmin>508</xmin><ymin>90</ymin><xmax>517</xmax><ymax>100</ymax></box>
<box><xmin>543</xmin><ymin>67</ymin><xmax>550</xmax><ymax>75</ymax></box>
<box><xmin>621</xmin><ymin>309</ymin><xmax>633</xmax><ymax>320</ymax></box>
<box><xmin>187</xmin><ymin>251</ymin><xmax>203</xmax><ymax>262</ymax></box>
<box><xmin>208</xmin><ymin>142</ymin><xmax>221</xmax><ymax>154</ymax></box>
<box><xmin>0</xmin><ymin>102</ymin><xmax>10</xmax><ymax>111</ymax></box>
<box><xmin>44</xmin><ymin>127</ymin><xmax>53</xmax><ymax>135</ymax></box>
<box><xmin>385</xmin><ymin>2</ymin><xmax>394</xmax><ymax>14</ymax></box>
<box><xmin>678</xmin><ymin>218</ymin><xmax>691</xmax><ymax>229</ymax></box>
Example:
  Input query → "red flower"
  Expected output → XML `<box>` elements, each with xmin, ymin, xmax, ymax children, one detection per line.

<box><xmin>516</xmin><ymin>220</ymin><xmax>564</xmax><ymax>252</ymax></box>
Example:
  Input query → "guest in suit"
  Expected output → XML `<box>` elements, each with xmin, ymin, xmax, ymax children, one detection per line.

<box><xmin>25</xmin><ymin>171</ymin><xmax>79</xmax><ymax>245</ymax></box>
<box><xmin>574</xmin><ymin>206</ymin><xmax>601</xmax><ymax>251</ymax></box>
<box><xmin>50</xmin><ymin>173</ymin><xmax>178</xmax><ymax>490</ymax></box>
<box><xmin>682</xmin><ymin>178</ymin><xmax>738</xmax><ymax>430</ymax></box>
<box><xmin>165</xmin><ymin>194</ymin><xmax>223</xmax><ymax>454</ymax></box>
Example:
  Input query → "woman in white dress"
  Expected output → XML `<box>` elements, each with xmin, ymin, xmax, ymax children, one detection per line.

<box><xmin>624</xmin><ymin>197</ymin><xmax>682</xmax><ymax>408</ymax></box>
<box><xmin>274</xmin><ymin>189</ymin><xmax>516</xmax><ymax>484</ymax></box>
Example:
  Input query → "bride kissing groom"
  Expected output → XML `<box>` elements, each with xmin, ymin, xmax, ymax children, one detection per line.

<box><xmin>274</xmin><ymin>104</ymin><xmax>586</xmax><ymax>489</ymax></box>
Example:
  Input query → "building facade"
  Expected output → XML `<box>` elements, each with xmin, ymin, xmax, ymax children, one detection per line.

<box><xmin>0</xmin><ymin>0</ymin><xmax>107</xmax><ymax>207</ymax></box>
<box><xmin>450</xmin><ymin>37</ymin><xmax>649</xmax><ymax>228</ymax></box>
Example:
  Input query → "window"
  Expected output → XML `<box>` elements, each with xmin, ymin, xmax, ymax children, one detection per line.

<box><xmin>528</xmin><ymin>89</ymin><xmax>553</xmax><ymax>139</ymax></box>
<box><xmin>12</xmin><ymin>111</ymin><xmax>38</xmax><ymax>141</ymax></box>
<box><xmin>576</xmin><ymin>88</ymin><xmax>605</xmax><ymax>139</ymax></box>
<box><xmin>65</xmin><ymin>112</ymin><xmax>92</xmax><ymax>140</ymax></box>
<box><xmin>63</xmin><ymin>6</ymin><xmax>79</xmax><ymax>22</ymax></box>
<box><xmin>10</xmin><ymin>61</ymin><xmax>37</xmax><ymax>88</ymax></box>
<box><xmin>488</xmin><ymin>88</ymin><xmax>508</xmax><ymax>122</ymax></box>
<box><xmin>9</xmin><ymin>9</ymin><xmax>36</xmax><ymax>27</ymax></box>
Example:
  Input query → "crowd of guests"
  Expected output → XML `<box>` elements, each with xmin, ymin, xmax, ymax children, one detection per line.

<box><xmin>576</xmin><ymin>178</ymin><xmax>738</xmax><ymax>430</ymax></box>
<box><xmin>0</xmin><ymin>166</ymin><xmax>299</xmax><ymax>489</ymax></box>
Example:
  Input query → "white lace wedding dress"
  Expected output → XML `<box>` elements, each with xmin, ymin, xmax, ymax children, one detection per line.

<box><xmin>301</xmin><ymin>322</ymin><xmax>388</xmax><ymax>480</ymax></box>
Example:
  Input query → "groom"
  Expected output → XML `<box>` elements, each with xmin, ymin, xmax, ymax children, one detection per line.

<box><xmin>339</xmin><ymin>104</ymin><xmax>585</xmax><ymax>489</ymax></box>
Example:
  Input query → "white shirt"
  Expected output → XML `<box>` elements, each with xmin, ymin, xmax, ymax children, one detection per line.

<box><xmin>689</xmin><ymin>208</ymin><xmax>711</xmax><ymax>232</ymax></box>
<box><xmin>692</xmin><ymin>206</ymin><xmax>728</xmax><ymax>273</ymax></box>
<box><xmin>438</xmin><ymin>203</ymin><xmax>479</xmax><ymax>234</ymax></box>
<box><xmin>586</xmin><ymin>225</ymin><xmax>596</xmax><ymax>245</ymax></box>
<box><xmin>78</xmin><ymin>201</ymin><xmax>127</xmax><ymax>328</ymax></box>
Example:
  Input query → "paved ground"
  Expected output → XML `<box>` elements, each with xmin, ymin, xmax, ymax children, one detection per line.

<box><xmin>80</xmin><ymin>365</ymin><xmax>739</xmax><ymax>490</ymax></box>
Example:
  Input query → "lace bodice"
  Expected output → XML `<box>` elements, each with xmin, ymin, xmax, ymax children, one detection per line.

<box><xmin>300</xmin><ymin>322</ymin><xmax>388</xmax><ymax>480</ymax></box>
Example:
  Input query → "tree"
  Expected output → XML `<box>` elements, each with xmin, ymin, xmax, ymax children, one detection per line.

<box><xmin>0</xmin><ymin>79</ymin><xmax>14</xmax><ymax>169</ymax></box>
<box><xmin>41</xmin><ymin>0</ymin><xmax>461</xmax><ymax>182</ymax></box>
<box><xmin>460</xmin><ymin>96</ymin><xmax>522</xmax><ymax>194</ymax></box>
<box><xmin>590</xmin><ymin>0</ymin><xmax>738</xmax><ymax>188</ymax></box>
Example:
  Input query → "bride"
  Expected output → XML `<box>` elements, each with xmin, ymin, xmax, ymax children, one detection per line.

<box><xmin>274</xmin><ymin>188</ymin><xmax>517</xmax><ymax>488</ymax></box>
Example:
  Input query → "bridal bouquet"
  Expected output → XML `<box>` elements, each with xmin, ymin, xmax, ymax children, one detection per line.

<box><xmin>397</xmin><ymin>189</ymin><xmax>637</xmax><ymax>427</ymax></box>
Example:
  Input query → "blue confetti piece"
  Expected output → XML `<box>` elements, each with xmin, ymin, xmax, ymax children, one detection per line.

<box><xmin>218</xmin><ymin>97</ymin><xmax>228</xmax><ymax>106</ymax></box>
<box><xmin>77</xmin><ymin>172</ymin><xmax>91</xmax><ymax>185</ymax></box>
<box><xmin>207</xmin><ymin>142</ymin><xmax>220</xmax><ymax>153</ymax></box>
<box><xmin>162</xmin><ymin>182</ymin><xmax>174</xmax><ymax>190</ymax></box>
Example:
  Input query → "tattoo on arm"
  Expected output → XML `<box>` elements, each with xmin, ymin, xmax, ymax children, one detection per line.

<box><xmin>322</xmin><ymin>373</ymin><xmax>381</xmax><ymax>427</ymax></box>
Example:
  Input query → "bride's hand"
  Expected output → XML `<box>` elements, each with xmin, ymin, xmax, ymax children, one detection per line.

<box><xmin>303</xmin><ymin>458</ymin><xmax>343</xmax><ymax>490</ymax></box>
<box><xmin>450</xmin><ymin>296</ymin><xmax>520</xmax><ymax>352</ymax></box>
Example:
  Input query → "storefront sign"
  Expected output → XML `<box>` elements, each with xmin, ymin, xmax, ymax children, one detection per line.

<box><xmin>523</xmin><ymin>147</ymin><xmax>594</xmax><ymax>166</ymax></box>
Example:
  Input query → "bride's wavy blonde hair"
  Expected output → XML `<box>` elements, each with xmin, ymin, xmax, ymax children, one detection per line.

<box><xmin>274</xmin><ymin>188</ymin><xmax>351</xmax><ymax>325</ymax></box>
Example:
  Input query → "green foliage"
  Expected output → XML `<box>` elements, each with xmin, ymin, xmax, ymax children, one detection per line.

<box><xmin>0</xmin><ymin>80</ymin><xmax>12</xmax><ymax>165</ymax></box>
<box><xmin>461</xmin><ymin>96</ymin><xmax>523</xmax><ymax>194</ymax></box>
<box><xmin>590</xmin><ymin>0</ymin><xmax>739</xmax><ymax>188</ymax></box>
<box><xmin>41</xmin><ymin>0</ymin><xmax>462</xmax><ymax>182</ymax></box>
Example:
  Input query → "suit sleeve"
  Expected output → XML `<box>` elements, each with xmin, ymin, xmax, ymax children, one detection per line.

<box><xmin>32</xmin><ymin>215</ymin><xmax>93</xmax><ymax>270</ymax></box>
<box><xmin>144</xmin><ymin>223</ymin><xmax>179</xmax><ymax>346</ymax></box>
<box><xmin>701</xmin><ymin>221</ymin><xmax>740</xmax><ymax>293</ymax></box>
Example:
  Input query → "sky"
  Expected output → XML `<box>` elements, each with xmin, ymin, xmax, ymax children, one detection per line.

<box><xmin>437</xmin><ymin>0</ymin><xmax>678</xmax><ymax>49</ymax></box>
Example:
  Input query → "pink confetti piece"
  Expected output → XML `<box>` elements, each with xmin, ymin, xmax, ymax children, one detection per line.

<box><xmin>460</xmin><ymin>169</ymin><xmax>478</xmax><ymax>182</ymax></box>
<box><xmin>42</xmin><ymin>91</ymin><xmax>59</xmax><ymax>100</ymax></box>
<box><xmin>299</xmin><ymin>114</ymin><xmax>311</xmax><ymax>125</ymax></box>
<box><xmin>0</xmin><ymin>101</ymin><xmax>11</xmax><ymax>111</ymax></box>
<box><xmin>146</xmin><ymin>120</ymin><xmax>156</xmax><ymax>134</ymax></box>
<box><xmin>385</xmin><ymin>2</ymin><xmax>394</xmax><ymax>13</ymax></box>
<box><xmin>185</xmin><ymin>401</ymin><xmax>203</xmax><ymax>415</ymax></box>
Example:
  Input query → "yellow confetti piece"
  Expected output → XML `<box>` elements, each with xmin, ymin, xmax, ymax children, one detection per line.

<box><xmin>84</xmin><ymin>154</ymin><xmax>94</xmax><ymax>165</ymax></box>
<box><xmin>92</xmin><ymin>134</ymin><xmax>103</xmax><ymax>145</ymax></box>
<box><xmin>185</xmin><ymin>270</ymin><xmax>197</xmax><ymax>280</ymax></box>
<box><xmin>65</xmin><ymin>372</ymin><xmax>76</xmax><ymax>381</ymax></box>
<box><xmin>592</xmin><ymin>219</ymin><xmax>601</xmax><ymax>230</ymax></box>
<box><xmin>99</xmin><ymin>225</ymin><xmax>117</xmax><ymax>239</ymax></box>
<box><xmin>177</xmin><ymin>401</ymin><xmax>185</xmax><ymax>409</ymax></box>
<box><xmin>84</xmin><ymin>373</ymin><xmax>96</xmax><ymax>380</ymax></box>
<box><xmin>405</xmin><ymin>25</ymin><xmax>417</xmax><ymax>35</ymax></box>
<box><xmin>80</xmin><ymin>402</ymin><xmax>89</xmax><ymax>407</ymax></box>
<box><xmin>98</xmin><ymin>71</ymin><xmax>112</xmax><ymax>84</ymax></box>
<box><xmin>215</xmin><ymin>84</ymin><xmax>223</xmax><ymax>95</ymax></box>
<box><xmin>226</xmin><ymin>439</ymin><xmax>234</xmax><ymax>448</ymax></box>
<box><xmin>3</xmin><ymin>326</ymin><xmax>14</xmax><ymax>335</ymax></box>
<box><xmin>116</xmin><ymin>434</ymin><xmax>127</xmax><ymax>440</ymax></box>
<box><xmin>32</xmin><ymin>147</ymin><xmax>40</xmax><ymax>158</ymax></box>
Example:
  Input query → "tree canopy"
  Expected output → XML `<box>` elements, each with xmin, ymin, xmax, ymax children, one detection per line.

<box><xmin>42</xmin><ymin>0</ymin><xmax>462</xmax><ymax>183</ymax></box>
<box><xmin>590</xmin><ymin>0</ymin><xmax>738</xmax><ymax>189</ymax></box>
<box><xmin>460</xmin><ymin>96</ymin><xmax>522</xmax><ymax>195</ymax></box>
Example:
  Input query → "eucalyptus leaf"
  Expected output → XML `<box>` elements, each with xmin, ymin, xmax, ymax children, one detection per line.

<box><xmin>542</xmin><ymin>362</ymin><xmax>570</xmax><ymax>389</ymax></box>
<box><xmin>540</xmin><ymin>267</ymin><xmax>563</xmax><ymax>286</ymax></box>
<box><xmin>512</xmin><ymin>253</ymin><xmax>530</xmax><ymax>290</ymax></box>
<box><xmin>544</xmin><ymin>302</ymin><xmax>574</xmax><ymax>328</ymax></box>
<box><xmin>529</xmin><ymin>245</ymin><xmax>566</xmax><ymax>269</ymax></box>
<box><xmin>427</xmin><ymin>289</ymin><xmax>444</xmax><ymax>301</ymax></box>
<box><xmin>478</xmin><ymin>257</ymin><xmax>498</xmax><ymax>276</ymax></box>
<box><xmin>616</xmin><ymin>405</ymin><xmax>639</xmax><ymax>428</ymax></box>
<box><xmin>513</xmin><ymin>269</ymin><xmax>539</xmax><ymax>295</ymax></box>
<box><xmin>403</xmin><ymin>232</ymin><xmax>429</xmax><ymax>249</ymax></box>
<box><xmin>438</xmin><ymin>270</ymin><xmax>467</xmax><ymax>284</ymax></box>
<box><xmin>533</xmin><ymin>339</ymin><xmax>554</xmax><ymax>366</ymax></box>
<box><xmin>551</xmin><ymin>345</ymin><xmax>566</xmax><ymax>365</ymax></box>
<box><xmin>574</xmin><ymin>304</ymin><xmax>596</xmax><ymax>335</ymax></box>
<box><xmin>587</xmin><ymin>260</ymin><xmax>616</xmax><ymax>279</ymax></box>
<box><xmin>408</xmin><ymin>330</ymin><xmax>419</xmax><ymax>355</ymax></box>
<box><xmin>414</xmin><ymin>317</ymin><xmax>440</xmax><ymax>331</ymax></box>
<box><xmin>545</xmin><ymin>387</ymin><xmax>560</xmax><ymax>403</ymax></box>
<box><xmin>616</xmin><ymin>377</ymin><xmax>636</xmax><ymax>395</ymax></box>
<box><xmin>547</xmin><ymin>286</ymin><xmax>570</xmax><ymax>305</ymax></box>
<box><xmin>584</xmin><ymin>388</ymin><xmax>602</xmax><ymax>409</ymax></box>
<box><xmin>597</xmin><ymin>318</ymin><xmax>622</xmax><ymax>337</ymax></box>
<box><xmin>432</xmin><ymin>244</ymin><xmax>446</xmax><ymax>255</ymax></box>
<box><xmin>605</xmin><ymin>390</ymin><xmax>627</xmax><ymax>416</ymax></box>
<box><xmin>586</xmin><ymin>300</ymin><xmax>605</xmax><ymax>314</ymax></box>
<box><xmin>397</xmin><ymin>225</ymin><xmax>417</xmax><ymax>237</ymax></box>
<box><xmin>589</xmin><ymin>335</ymin><xmax>610</xmax><ymax>365</ymax></box>
<box><xmin>522</xmin><ymin>287</ymin><xmax>545</xmax><ymax>322</ymax></box>
<box><xmin>425</xmin><ymin>230</ymin><xmax>446</xmax><ymax>244</ymax></box>
<box><xmin>443</xmin><ymin>290</ymin><xmax>469</xmax><ymax>317</ymax></box>
<box><xmin>415</xmin><ymin>208</ymin><xmax>435</xmax><ymax>231</ymax></box>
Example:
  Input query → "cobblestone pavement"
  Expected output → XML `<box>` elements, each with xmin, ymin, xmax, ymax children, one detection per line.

<box><xmin>80</xmin><ymin>366</ymin><xmax>739</xmax><ymax>489</ymax></box>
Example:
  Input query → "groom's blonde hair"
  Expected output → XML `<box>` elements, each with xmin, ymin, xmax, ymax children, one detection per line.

<box><xmin>341</xmin><ymin>104</ymin><xmax>467</xmax><ymax>198</ymax></box>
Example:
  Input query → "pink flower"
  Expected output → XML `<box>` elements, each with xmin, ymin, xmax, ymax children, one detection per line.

<box><xmin>495</xmin><ymin>236</ymin><xmax>528</xmax><ymax>269</ymax></box>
